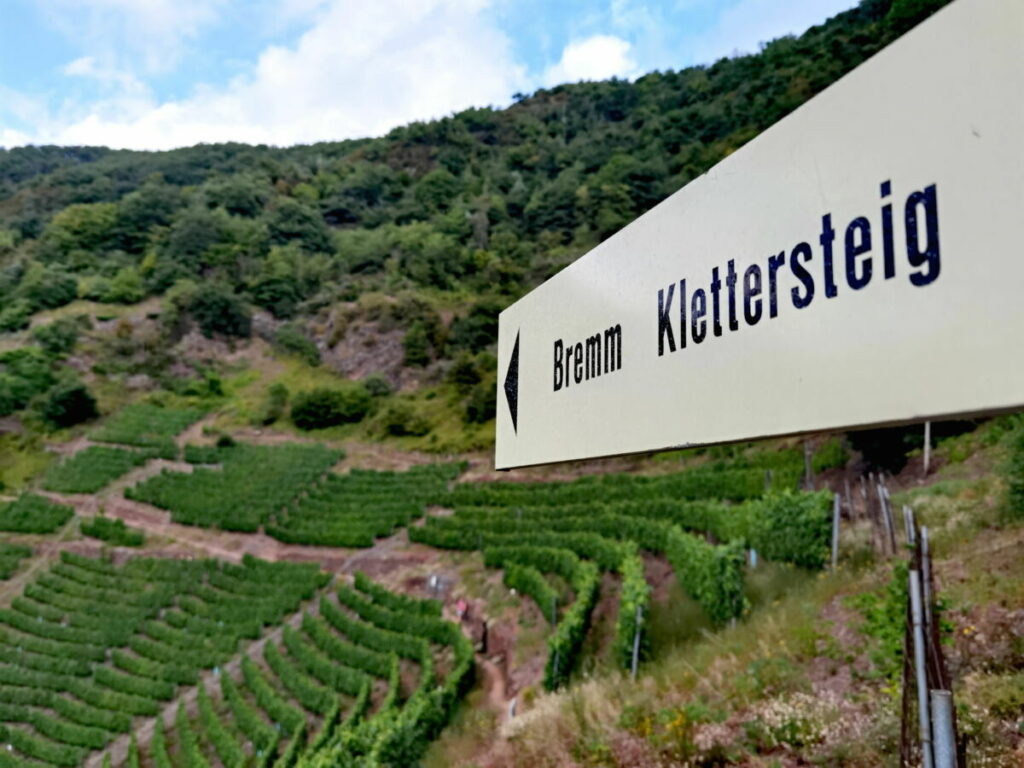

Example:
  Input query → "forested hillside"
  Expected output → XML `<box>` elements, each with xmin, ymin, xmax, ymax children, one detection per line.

<box><xmin>0</xmin><ymin>0</ymin><xmax>949</xmax><ymax>449</ymax></box>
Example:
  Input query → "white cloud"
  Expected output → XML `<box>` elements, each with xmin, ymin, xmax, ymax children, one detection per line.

<box><xmin>14</xmin><ymin>0</ymin><xmax>527</xmax><ymax>151</ymax></box>
<box><xmin>542</xmin><ymin>35</ymin><xmax>637</xmax><ymax>86</ymax></box>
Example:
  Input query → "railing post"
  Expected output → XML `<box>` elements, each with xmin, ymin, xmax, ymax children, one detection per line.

<box><xmin>910</xmin><ymin>570</ymin><xmax>934</xmax><ymax>768</ymax></box>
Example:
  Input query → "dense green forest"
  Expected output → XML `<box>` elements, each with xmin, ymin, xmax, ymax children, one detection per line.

<box><xmin>0</xmin><ymin>0</ymin><xmax>949</xmax><ymax>440</ymax></box>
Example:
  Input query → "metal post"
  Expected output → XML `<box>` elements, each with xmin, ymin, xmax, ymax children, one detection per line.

<box><xmin>930</xmin><ymin>690</ymin><xmax>956</xmax><ymax>768</ymax></box>
<box><xmin>923</xmin><ymin>421</ymin><xmax>932</xmax><ymax>476</ymax></box>
<box><xmin>883</xmin><ymin>484</ymin><xmax>897</xmax><ymax>553</ymax></box>
<box><xmin>749</xmin><ymin>549</ymin><xmax>758</xmax><ymax>568</ymax></box>
<box><xmin>630</xmin><ymin>605</ymin><xmax>643</xmax><ymax>681</ymax></box>
<box><xmin>831</xmin><ymin>493</ymin><xmax>841</xmax><ymax>570</ymax></box>
<box><xmin>879</xmin><ymin>483</ymin><xmax>895</xmax><ymax>556</ymax></box>
<box><xmin>903</xmin><ymin>505</ymin><xmax>917</xmax><ymax>549</ymax></box>
<box><xmin>910</xmin><ymin>570</ymin><xmax>934</xmax><ymax>768</ymax></box>
<box><xmin>764</xmin><ymin>469</ymin><xmax>772</xmax><ymax>490</ymax></box>
<box><xmin>921</xmin><ymin>526</ymin><xmax>934</xmax><ymax>632</ymax></box>
<box><xmin>803</xmin><ymin>440</ymin><xmax>813</xmax><ymax>489</ymax></box>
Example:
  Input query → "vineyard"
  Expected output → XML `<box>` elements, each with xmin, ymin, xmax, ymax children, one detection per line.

<box><xmin>126</xmin><ymin>444</ymin><xmax>342</xmax><ymax>533</ymax></box>
<box><xmin>43</xmin><ymin>448</ymin><xmax>152</xmax><ymax>495</ymax></box>
<box><xmin>0</xmin><ymin>495</ymin><xmax>74</xmax><ymax>534</ymax></box>
<box><xmin>408</xmin><ymin>464</ymin><xmax>832</xmax><ymax>688</ymax></box>
<box><xmin>0</xmin><ymin>540</ymin><xmax>475</xmax><ymax>768</ymax></box>
<box><xmin>90</xmin><ymin>405</ymin><xmax>203</xmax><ymax>460</ymax></box>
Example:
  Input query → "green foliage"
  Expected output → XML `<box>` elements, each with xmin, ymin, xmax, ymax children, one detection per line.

<box><xmin>613</xmin><ymin>552</ymin><xmax>652</xmax><ymax>670</ymax></box>
<box><xmin>354</xmin><ymin>571</ymin><xmax>442</xmax><ymax>616</ymax></box>
<box><xmin>188</xmin><ymin>283</ymin><xmax>252</xmax><ymax>338</ymax></box>
<box><xmin>0</xmin><ymin>493</ymin><xmax>73</xmax><ymax>533</ymax></box>
<box><xmin>177</xmin><ymin>701</ymin><xmax>212</xmax><ymax>768</ymax></box>
<box><xmin>848</xmin><ymin>561</ymin><xmax>909</xmax><ymax>681</ymax></box>
<box><xmin>750</xmin><ymin>491</ymin><xmax>832</xmax><ymax>570</ymax></box>
<box><xmin>811</xmin><ymin>437</ymin><xmax>849</xmax><ymax>473</ymax></box>
<box><xmin>32</xmin><ymin>317</ymin><xmax>83</xmax><ymax>357</ymax></box>
<box><xmin>0</xmin><ymin>542</ymin><xmax>31</xmax><ymax>579</ymax></box>
<box><xmin>274</xmin><ymin>324</ymin><xmax>321</xmax><ymax>366</ymax></box>
<box><xmin>103</xmin><ymin>266</ymin><xmax>145</xmax><ymax>304</ymax></box>
<box><xmin>80</xmin><ymin>516</ymin><xmax>145</xmax><ymax>547</ymax></box>
<box><xmin>0</xmin><ymin>348</ymin><xmax>56</xmax><ymax>417</ymax></box>
<box><xmin>291</xmin><ymin>385</ymin><xmax>371</xmax><ymax>430</ymax></box>
<box><xmin>128</xmin><ymin>442</ymin><xmax>340</xmax><ymax>531</ymax></box>
<box><xmin>362</xmin><ymin>374</ymin><xmax>392</xmax><ymax>398</ymax></box>
<box><xmin>402</xmin><ymin>323</ymin><xmax>431</xmax><ymax>367</ymax></box>
<box><xmin>17</xmin><ymin>262</ymin><xmax>77</xmax><ymax>311</ymax></box>
<box><xmin>39</xmin><ymin>379</ymin><xmax>99</xmax><ymax>429</ymax></box>
<box><xmin>258</xmin><ymin>382</ymin><xmax>290</xmax><ymax>426</ymax></box>
<box><xmin>448</xmin><ymin>300</ymin><xmax>500</xmax><ymax>353</ymax></box>
<box><xmin>379</xmin><ymin>401</ymin><xmax>429</xmax><ymax>437</ymax></box>
<box><xmin>1005</xmin><ymin>423</ymin><xmax>1024</xmax><ymax>520</ymax></box>
<box><xmin>91</xmin><ymin>403</ymin><xmax>202</xmax><ymax>452</ymax></box>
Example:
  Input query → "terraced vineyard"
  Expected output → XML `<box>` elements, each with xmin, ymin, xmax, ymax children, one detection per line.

<box><xmin>42</xmin><ymin>448</ymin><xmax>152</xmax><ymax>495</ymax></box>
<box><xmin>90</xmin><ymin>405</ymin><xmax>203</xmax><ymax>460</ymax></box>
<box><xmin>125</xmin><ymin>443</ymin><xmax>464</xmax><ymax>546</ymax></box>
<box><xmin>409</xmin><ymin>461</ymin><xmax>831</xmax><ymax>688</ymax></box>
<box><xmin>0</xmin><ymin>495</ymin><xmax>74</xmax><ymax>534</ymax></box>
<box><xmin>126</xmin><ymin>443</ymin><xmax>342</xmax><ymax>532</ymax></box>
<box><xmin>266</xmin><ymin>463</ymin><xmax>464</xmax><ymax>548</ymax></box>
<box><xmin>0</xmin><ymin>543</ymin><xmax>32</xmax><ymax>580</ymax></box>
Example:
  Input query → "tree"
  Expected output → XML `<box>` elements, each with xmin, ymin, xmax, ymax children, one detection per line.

<box><xmin>189</xmin><ymin>284</ymin><xmax>252</xmax><ymax>339</ymax></box>
<box><xmin>17</xmin><ymin>262</ymin><xmax>77</xmax><ymax>311</ymax></box>
<box><xmin>32</xmin><ymin>317</ymin><xmax>82</xmax><ymax>357</ymax></box>
<box><xmin>40</xmin><ymin>202</ymin><xmax>119</xmax><ymax>260</ymax></box>
<box><xmin>267</xmin><ymin>199</ymin><xmax>332</xmax><ymax>253</ymax></box>
<box><xmin>104</xmin><ymin>266</ymin><xmax>145</xmax><ymax>304</ymax></box>
<box><xmin>40</xmin><ymin>379</ymin><xmax>98</xmax><ymax>428</ymax></box>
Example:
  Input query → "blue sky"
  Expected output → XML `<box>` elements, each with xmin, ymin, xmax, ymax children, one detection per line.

<box><xmin>0</xmin><ymin>0</ymin><xmax>859</xmax><ymax>151</ymax></box>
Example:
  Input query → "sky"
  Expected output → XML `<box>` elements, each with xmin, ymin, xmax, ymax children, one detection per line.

<box><xmin>0</xmin><ymin>0</ymin><xmax>859</xmax><ymax>151</ymax></box>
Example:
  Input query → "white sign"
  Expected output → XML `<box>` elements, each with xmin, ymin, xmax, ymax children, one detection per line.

<box><xmin>495</xmin><ymin>0</ymin><xmax>1024</xmax><ymax>470</ymax></box>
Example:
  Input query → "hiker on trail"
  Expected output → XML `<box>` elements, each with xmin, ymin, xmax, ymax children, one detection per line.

<box><xmin>456</xmin><ymin>598</ymin><xmax>468</xmax><ymax>620</ymax></box>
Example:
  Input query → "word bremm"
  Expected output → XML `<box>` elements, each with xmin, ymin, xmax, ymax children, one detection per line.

<box><xmin>657</xmin><ymin>179</ymin><xmax>940</xmax><ymax>355</ymax></box>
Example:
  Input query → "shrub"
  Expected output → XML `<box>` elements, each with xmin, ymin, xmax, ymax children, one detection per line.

<box><xmin>40</xmin><ymin>379</ymin><xmax>99</xmax><ymax>428</ymax></box>
<box><xmin>465</xmin><ymin>381</ymin><xmax>496</xmax><ymax>423</ymax></box>
<box><xmin>258</xmin><ymin>382</ymin><xmax>289</xmax><ymax>426</ymax></box>
<box><xmin>379</xmin><ymin>401</ymin><xmax>429</xmax><ymax>437</ymax></box>
<box><xmin>291</xmin><ymin>386</ymin><xmax>371</xmax><ymax>430</ymax></box>
<box><xmin>189</xmin><ymin>283</ymin><xmax>252</xmax><ymax>339</ymax></box>
<box><xmin>362</xmin><ymin>373</ymin><xmax>392</xmax><ymax>397</ymax></box>
<box><xmin>274</xmin><ymin>324</ymin><xmax>320</xmax><ymax>366</ymax></box>
<box><xmin>32</xmin><ymin>317</ymin><xmax>82</xmax><ymax>357</ymax></box>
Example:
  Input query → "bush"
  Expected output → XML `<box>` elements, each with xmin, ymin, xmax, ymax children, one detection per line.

<box><xmin>274</xmin><ymin>324</ymin><xmax>320</xmax><ymax>366</ymax></box>
<box><xmin>32</xmin><ymin>317</ymin><xmax>82</xmax><ymax>356</ymax></box>
<box><xmin>258</xmin><ymin>383</ymin><xmax>289</xmax><ymax>426</ymax></box>
<box><xmin>363</xmin><ymin>374</ymin><xmax>392</xmax><ymax>398</ymax></box>
<box><xmin>379</xmin><ymin>401</ymin><xmax>429</xmax><ymax>437</ymax></box>
<box><xmin>189</xmin><ymin>283</ymin><xmax>252</xmax><ymax>339</ymax></box>
<box><xmin>40</xmin><ymin>379</ymin><xmax>99</xmax><ymax>428</ymax></box>
<box><xmin>465</xmin><ymin>381</ymin><xmax>496</xmax><ymax>424</ymax></box>
<box><xmin>291</xmin><ymin>386</ymin><xmax>371</xmax><ymax>430</ymax></box>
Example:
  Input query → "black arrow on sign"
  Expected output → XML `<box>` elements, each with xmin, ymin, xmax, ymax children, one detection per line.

<box><xmin>503</xmin><ymin>331</ymin><xmax>519</xmax><ymax>434</ymax></box>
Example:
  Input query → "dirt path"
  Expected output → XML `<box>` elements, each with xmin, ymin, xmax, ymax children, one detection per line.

<box><xmin>479</xmin><ymin>659</ymin><xmax>508</xmax><ymax>720</ymax></box>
